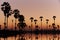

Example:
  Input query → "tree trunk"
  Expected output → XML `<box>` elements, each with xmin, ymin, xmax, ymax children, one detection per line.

<box><xmin>7</xmin><ymin>17</ymin><xmax>8</xmax><ymax>29</ymax></box>
<box><xmin>41</xmin><ymin>21</ymin><xmax>42</xmax><ymax>30</ymax></box>
<box><xmin>15</xmin><ymin>19</ymin><xmax>17</xmax><ymax>30</ymax></box>
<box><xmin>31</xmin><ymin>22</ymin><xmax>32</xmax><ymax>33</ymax></box>
<box><xmin>4</xmin><ymin>16</ymin><xmax>7</xmax><ymax>29</ymax></box>
<box><xmin>12</xmin><ymin>20</ymin><xmax>13</xmax><ymax>29</ymax></box>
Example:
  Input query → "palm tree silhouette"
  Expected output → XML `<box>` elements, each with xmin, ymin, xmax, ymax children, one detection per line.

<box><xmin>1</xmin><ymin>2</ymin><xmax>11</xmax><ymax>29</ymax></box>
<box><xmin>52</xmin><ymin>23</ymin><xmax>56</xmax><ymax>30</ymax></box>
<box><xmin>53</xmin><ymin>16</ymin><xmax>56</xmax><ymax>24</ymax></box>
<box><xmin>39</xmin><ymin>16</ymin><xmax>43</xmax><ymax>30</ymax></box>
<box><xmin>46</xmin><ymin>19</ymin><xmax>49</xmax><ymax>40</ymax></box>
<box><xmin>18</xmin><ymin>15</ymin><xmax>26</xmax><ymax>30</ymax></box>
<box><xmin>13</xmin><ymin>9</ymin><xmax>20</xmax><ymax>30</ymax></box>
<box><xmin>30</xmin><ymin>17</ymin><xmax>34</xmax><ymax>26</ymax></box>
<box><xmin>53</xmin><ymin>35</ymin><xmax>57</xmax><ymax>40</ymax></box>
<box><xmin>46</xmin><ymin>19</ymin><xmax>49</xmax><ymax>30</ymax></box>
<box><xmin>18</xmin><ymin>15</ymin><xmax>24</xmax><ymax>23</ymax></box>
<box><xmin>34</xmin><ymin>19</ymin><xmax>37</xmax><ymax>28</ymax></box>
<box><xmin>49</xmin><ymin>25</ymin><xmax>51</xmax><ymax>30</ymax></box>
<box><xmin>30</xmin><ymin>17</ymin><xmax>34</xmax><ymax>31</ymax></box>
<box><xmin>7</xmin><ymin>10</ymin><xmax>12</xmax><ymax>28</ymax></box>
<box><xmin>18</xmin><ymin>22</ymin><xmax>26</xmax><ymax>30</ymax></box>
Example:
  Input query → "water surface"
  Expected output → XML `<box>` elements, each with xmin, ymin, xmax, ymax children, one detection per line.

<box><xmin>0</xmin><ymin>34</ymin><xmax>60</xmax><ymax>40</ymax></box>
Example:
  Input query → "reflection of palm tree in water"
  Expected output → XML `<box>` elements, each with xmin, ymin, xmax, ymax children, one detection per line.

<box><xmin>46</xmin><ymin>19</ymin><xmax>49</xmax><ymax>30</ymax></box>
<box><xmin>20</xmin><ymin>37</ymin><xmax>25</xmax><ymax>40</ymax></box>
<box><xmin>58</xmin><ymin>34</ymin><xmax>59</xmax><ymax>40</ymax></box>
<box><xmin>15</xmin><ymin>35</ymin><xmax>16</xmax><ymax>40</ymax></box>
<box><xmin>53</xmin><ymin>35</ymin><xmax>57</xmax><ymax>40</ymax></box>
<box><xmin>4</xmin><ymin>37</ymin><xmax>7</xmax><ymax>40</ymax></box>
<box><xmin>18</xmin><ymin>35</ymin><xmax>26</xmax><ymax>40</ymax></box>
<box><xmin>35</xmin><ymin>36</ymin><xmax>38</xmax><ymax>40</ymax></box>
<box><xmin>49</xmin><ymin>37</ymin><xmax>51</xmax><ymax>40</ymax></box>
<box><xmin>41</xmin><ymin>34</ymin><xmax>42</xmax><ymax>40</ymax></box>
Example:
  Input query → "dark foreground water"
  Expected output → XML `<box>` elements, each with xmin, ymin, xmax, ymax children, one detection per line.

<box><xmin>0</xmin><ymin>34</ymin><xmax>60</xmax><ymax>40</ymax></box>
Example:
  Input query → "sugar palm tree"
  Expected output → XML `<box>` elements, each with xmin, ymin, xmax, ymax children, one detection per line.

<box><xmin>53</xmin><ymin>35</ymin><xmax>57</xmax><ymax>40</ymax></box>
<box><xmin>30</xmin><ymin>17</ymin><xmax>34</xmax><ymax>31</ymax></box>
<box><xmin>18</xmin><ymin>15</ymin><xmax>24</xmax><ymax>22</ymax></box>
<box><xmin>53</xmin><ymin>16</ymin><xmax>56</xmax><ymax>24</ymax></box>
<box><xmin>1</xmin><ymin>2</ymin><xmax>11</xmax><ymax>29</ymax></box>
<box><xmin>34</xmin><ymin>19</ymin><xmax>37</xmax><ymax>27</ymax></box>
<box><xmin>39</xmin><ymin>16</ymin><xmax>43</xmax><ymax>30</ymax></box>
<box><xmin>46</xmin><ymin>19</ymin><xmax>49</xmax><ymax>30</ymax></box>
<box><xmin>13</xmin><ymin>9</ymin><xmax>20</xmax><ymax>30</ymax></box>
<box><xmin>46</xmin><ymin>19</ymin><xmax>49</xmax><ymax>40</ymax></box>
<box><xmin>52</xmin><ymin>23</ymin><xmax>56</xmax><ymax>30</ymax></box>
<box><xmin>7</xmin><ymin>10</ymin><xmax>12</xmax><ymax>28</ymax></box>
<box><xmin>17</xmin><ymin>15</ymin><xmax>26</xmax><ymax>30</ymax></box>
<box><xmin>30</xmin><ymin>17</ymin><xmax>34</xmax><ymax>27</ymax></box>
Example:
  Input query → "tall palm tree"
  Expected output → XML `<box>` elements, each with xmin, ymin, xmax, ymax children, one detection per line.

<box><xmin>18</xmin><ymin>15</ymin><xmax>24</xmax><ymax>23</ymax></box>
<box><xmin>53</xmin><ymin>16</ymin><xmax>56</xmax><ymax>24</ymax></box>
<box><xmin>17</xmin><ymin>15</ymin><xmax>26</xmax><ymax>30</ymax></box>
<box><xmin>52</xmin><ymin>23</ymin><xmax>56</xmax><ymax>30</ymax></box>
<box><xmin>1</xmin><ymin>2</ymin><xmax>11</xmax><ymax>29</ymax></box>
<box><xmin>46</xmin><ymin>19</ymin><xmax>49</xmax><ymax>30</ymax></box>
<box><xmin>13</xmin><ymin>9</ymin><xmax>20</xmax><ymax>30</ymax></box>
<box><xmin>30</xmin><ymin>17</ymin><xmax>34</xmax><ymax>31</ymax></box>
<box><xmin>34</xmin><ymin>19</ymin><xmax>37</xmax><ymax>27</ymax></box>
<box><xmin>7</xmin><ymin>10</ymin><xmax>12</xmax><ymax>28</ymax></box>
<box><xmin>46</xmin><ymin>19</ymin><xmax>49</xmax><ymax>40</ymax></box>
<box><xmin>30</xmin><ymin>17</ymin><xmax>34</xmax><ymax>26</ymax></box>
<box><xmin>39</xmin><ymin>16</ymin><xmax>43</xmax><ymax>30</ymax></box>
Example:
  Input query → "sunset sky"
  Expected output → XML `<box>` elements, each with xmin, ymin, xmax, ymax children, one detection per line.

<box><xmin>0</xmin><ymin>0</ymin><xmax>60</xmax><ymax>29</ymax></box>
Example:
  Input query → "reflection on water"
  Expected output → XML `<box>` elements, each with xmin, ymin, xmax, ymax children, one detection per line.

<box><xmin>0</xmin><ymin>34</ymin><xmax>60</xmax><ymax>40</ymax></box>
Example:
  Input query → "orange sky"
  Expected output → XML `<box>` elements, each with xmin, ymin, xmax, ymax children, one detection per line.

<box><xmin>0</xmin><ymin>0</ymin><xmax>60</xmax><ymax>29</ymax></box>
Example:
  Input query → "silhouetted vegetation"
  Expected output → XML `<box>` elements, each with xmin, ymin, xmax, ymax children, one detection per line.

<box><xmin>1</xmin><ymin>2</ymin><xmax>60</xmax><ymax>38</ymax></box>
<box><xmin>1</xmin><ymin>2</ymin><xmax>12</xmax><ymax>30</ymax></box>
<box><xmin>39</xmin><ymin>16</ymin><xmax>43</xmax><ymax>30</ymax></box>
